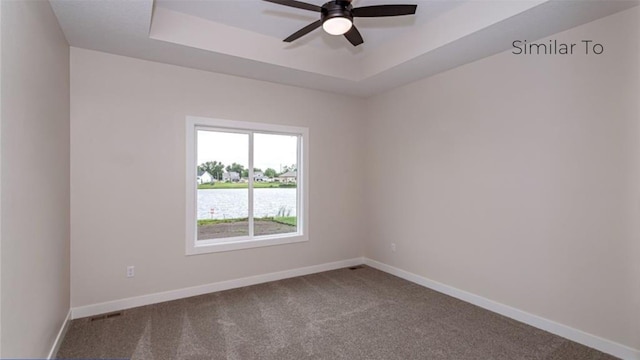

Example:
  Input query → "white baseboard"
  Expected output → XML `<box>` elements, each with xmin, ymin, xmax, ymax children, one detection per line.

<box><xmin>71</xmin><ymin>257</ymin><xmax>364</xmax><ymax>319</ymax></box>
<box><xmin>48</xmin><ymin>309</ymin><xmax>71</xmax><ymax>359</ymax></box>
<box><xmin>69</xmin><ymin>256</ymin><xmax>638</xmax><ymax>360</ymax></box>
<box><xmin>363</xmin><ymin>258</ymin><xmax>640</xmax><ymax>360</ymax></box>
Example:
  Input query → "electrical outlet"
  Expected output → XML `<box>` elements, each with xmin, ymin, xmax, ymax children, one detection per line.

<box><xmin>391</xmin><ymin>243</ymin><xmax>396</xmax><ymax>252</ymax></box>
<box><xmin>126</xmin><ymin>266</ymin><xmax>135</xmax><ymax>278</ymax></box>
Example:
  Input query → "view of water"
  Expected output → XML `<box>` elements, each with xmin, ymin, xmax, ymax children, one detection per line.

<box><xmin>197</xmin><ymin>188</ymin><xmax>297</xmax><ymax>220</ymax></box>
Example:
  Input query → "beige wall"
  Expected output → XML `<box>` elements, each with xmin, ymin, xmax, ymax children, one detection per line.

<box><xmin>365</xmin><ymin>7</ymin><xmax>640</xmax><ymax>350</ymax></box>
<box><xmin>0</xmin><ymin>0</ymin><xmax>70</xmax><ymax>357</ymax></box>
<box><xmin>70</xmin><ymin>48</ymin><xmax>366</xmax><ymax>307</ymax></box>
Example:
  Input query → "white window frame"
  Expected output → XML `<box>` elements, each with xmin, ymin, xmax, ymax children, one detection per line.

<box><xmin>186</xmin><ymin>116</ymin><xmax>309</xmax><ymax>255</ymax></box>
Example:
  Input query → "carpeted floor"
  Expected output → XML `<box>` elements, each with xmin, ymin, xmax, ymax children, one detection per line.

<box><xmin>57</xmin><ymin>266</ymin><xmax>617</xmax><ymax>359</ymax></box>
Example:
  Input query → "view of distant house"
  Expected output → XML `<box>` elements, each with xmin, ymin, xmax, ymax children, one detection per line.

<box><xmin>222</xmin><ymin>171</ymin><xmax>240</xmax><ymax>182</ymax></box>
<box><xmin>277</xmin><ymin>171</ymin><xmax>297</xmax><ymax>183</ymax></box>
<box><xmin>197</xmin><ymin>170</ymin><xmax>213</xmax><ymax>184</ymax></box>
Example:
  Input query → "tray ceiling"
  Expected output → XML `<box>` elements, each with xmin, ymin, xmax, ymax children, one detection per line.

<box><xmin>50</xmin><ymin>0</ymin><xmax>639</xmax><ymax>97</ymax></box>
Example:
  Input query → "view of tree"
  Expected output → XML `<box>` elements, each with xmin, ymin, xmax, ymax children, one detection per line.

<box><xmin>198</xmin><ymin>161</ymin><xmax>225</xmax><ymax>181</ymax></box>
<box><xmin>199</xmin><ymin>163</ymin><xmax>278</xmax><ymax>181</ymax></box>
<box><xmin>264</xmin><ymin>168</ymin><xmax>277</xmax><ymax>178</ymax></box>
<box><xmin>281</xmin><ymin>164</ymin><xmax>297</xmax><ymax>174</ymax></box>
<box><xmin>226</xmin><ymin>163</ymin><xmax>246</xmax><ymax>179</ymax></box>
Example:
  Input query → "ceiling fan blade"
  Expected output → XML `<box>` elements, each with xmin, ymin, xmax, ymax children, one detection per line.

<box><xmin>344</xmin><ymin>25</ymin><xmax>364</xmax><ymax>47</ymax></box>
<box><xmin>352</xmin><ymin>4</ymin><xmax>417</xmax><ymax>17</ymax></box>
<box><xmin>262</xmin><ymin>0</ymin><xmax>322</xmax><ymax>12</ymax></box>
<box><xmin>284</xmin><ymin>20</ymin><xmax>322</xmax><ymax>42</ymax></box>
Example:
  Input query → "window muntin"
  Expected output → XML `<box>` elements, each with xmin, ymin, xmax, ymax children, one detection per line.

<box><xmin>186</xmin><ymin>117</ymin><xmax>308</xmax><ymax>254</ymax></box>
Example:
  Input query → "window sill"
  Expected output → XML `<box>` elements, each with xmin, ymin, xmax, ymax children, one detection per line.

<box><xmin>186</xmin><ymin>233</ymin><xmax>308</xmax><ymax>255</ymax></box>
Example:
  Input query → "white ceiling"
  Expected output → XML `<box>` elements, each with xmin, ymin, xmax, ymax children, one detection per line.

<box><xmin>50</xmin><ymin>0</ymin><xmax>639</xmax><ymax>97</ymax></box>
<box><xmin>155</xmin><ymin>0</ymin><xmax>466</xmax><ymax>53</ymax></box>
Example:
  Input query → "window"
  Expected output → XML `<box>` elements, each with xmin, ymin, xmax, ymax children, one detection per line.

<box><xmin>186</xmin><ymin>117</ymin><xmax>308</xmax><ymax>254</ymax></box>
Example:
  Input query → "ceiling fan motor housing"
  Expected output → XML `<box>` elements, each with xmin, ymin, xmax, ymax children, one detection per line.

<box><xmin>321</xmin><ymin>0</ymin><xmax>354</xmax><ymax>24</ymax></box>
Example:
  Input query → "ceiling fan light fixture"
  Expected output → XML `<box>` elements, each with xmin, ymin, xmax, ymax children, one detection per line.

<box><xmin>322</xmin><ymin>16</ymin><xmax>352</xmax><ymax>35</ymax></box>
<box><xmin>263</xmin><ymin>0</ymin><xmax>418</xmax><ymax>46</ymax></box>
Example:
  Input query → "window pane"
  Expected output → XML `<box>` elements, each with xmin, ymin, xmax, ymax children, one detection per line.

<box><xmin>196</xmin><ymin>130</ymin><xmax>249</xmax><ymax>240</ymax></box>
<box><xmin>253</xmin><ymin>133</ymin><xmax>298</xmax><ymax>237</ymax></box>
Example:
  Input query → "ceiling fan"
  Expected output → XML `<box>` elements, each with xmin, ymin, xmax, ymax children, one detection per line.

<box><xmin>263</xmin><ymin>0</ymin><xmax>418</xmax><ymax>47</ymax></box>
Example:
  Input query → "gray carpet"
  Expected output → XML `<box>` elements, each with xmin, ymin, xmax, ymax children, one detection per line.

<box><xmin>57</xmin><ymin>266</ymin><xmax>617</xmax><ymax>359</ymax></box>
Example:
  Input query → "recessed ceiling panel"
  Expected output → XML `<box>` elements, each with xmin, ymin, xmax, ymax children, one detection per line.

<box><xmin>155</xmin><ymin>0</ymin><xmax>467</xmax><ymax>53</ymax></box>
